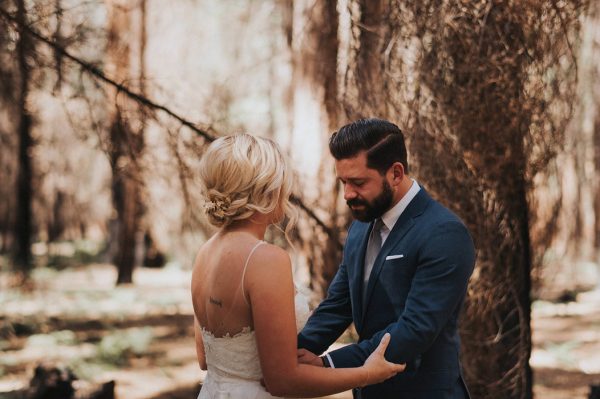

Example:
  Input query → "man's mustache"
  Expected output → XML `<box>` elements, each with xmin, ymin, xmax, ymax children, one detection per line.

<box><xmin>347</xmin><ymin>198</ymin><xmax>369</xmax><ymax>207</ymax></box>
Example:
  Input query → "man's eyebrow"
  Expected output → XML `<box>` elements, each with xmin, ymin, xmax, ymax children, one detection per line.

<box><xmin>339</xmin><ymin>177</ymin><xmax>367</xmax><ymax>183</ymax></box>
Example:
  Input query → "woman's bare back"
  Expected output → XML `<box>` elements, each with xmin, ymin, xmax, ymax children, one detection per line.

<box><xmin>191</xmin><ymin>233</ymin><xmax>265</xmax><ymax>338</ymax></box>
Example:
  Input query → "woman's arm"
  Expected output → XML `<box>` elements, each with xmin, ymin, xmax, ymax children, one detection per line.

<box><xmin>245</xmin><ymin>245</ymin><xmax>403</xmax><ymax>398</ymax></box>
<box><xmin>194</xmin><ymin>316</ymin><xmax>207</xmax><ymax>370</ymax></box>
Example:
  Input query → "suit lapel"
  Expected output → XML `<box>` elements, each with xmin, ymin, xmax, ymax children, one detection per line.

<box><xmin>360</xmin><ymin>189</ymin><xmax>432</xmax><ymax>322</ymax></box>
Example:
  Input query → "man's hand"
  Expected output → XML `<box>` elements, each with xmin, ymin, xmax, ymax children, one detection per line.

<box><xmin>297</xmin><ymin>348</ymin><xmax>323</xmax><ymax>366</ymax></box>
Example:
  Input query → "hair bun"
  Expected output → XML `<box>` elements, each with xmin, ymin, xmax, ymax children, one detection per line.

<box><xmin>198</xmin><ymin>134</ymin><xmax>296</xmax><ymax>229</ymax></box>
<box><xmin>203</xmin><ymin>191</ymin><xmax>233</xmax><ymax>226</ymax></box>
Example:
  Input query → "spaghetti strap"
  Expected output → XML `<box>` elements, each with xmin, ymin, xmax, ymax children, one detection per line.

<box><xmin>241</xmin><ymin>240</ymin><xmax>265</xmax><ymax>307</ymax></box>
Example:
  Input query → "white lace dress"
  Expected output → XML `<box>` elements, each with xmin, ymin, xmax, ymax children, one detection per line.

<box><xmin>198</xmin><ymin>291</ymin><xmax>310</xmax><ymax>399</ymax></box>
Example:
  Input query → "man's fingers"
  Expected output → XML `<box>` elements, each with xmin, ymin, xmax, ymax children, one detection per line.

<box><xmin>297</xmin><ymin>348</ymin><xmax>322</xmax><ymax>366</ymax></box>
<box><xmin>297</xmin><ymin>349</ymin><xmax>313</xmax><ymax>361</ymax></box>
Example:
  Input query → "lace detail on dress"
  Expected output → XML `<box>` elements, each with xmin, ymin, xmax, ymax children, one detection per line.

<box><xmin>201</xmin><ymin>325</ymin><xmax>253</xmax><ymax>340</ymax></box>
<box><xmin>198</xmin><ymin>292</ymin><xmax>311</xmax><ymax>399</ymax></box>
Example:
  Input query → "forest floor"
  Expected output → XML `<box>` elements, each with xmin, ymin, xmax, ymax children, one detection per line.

<box><xmin>0</xmin><ymin>261</ymin><xmax>599</xmax><ymax>399</ymax></box>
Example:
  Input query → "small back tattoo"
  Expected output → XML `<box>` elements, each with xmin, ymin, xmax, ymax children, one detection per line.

<box><xmin>209</xmin><ymin>296</ymin><xmax>223</xmax><ymax>307</ymax></box>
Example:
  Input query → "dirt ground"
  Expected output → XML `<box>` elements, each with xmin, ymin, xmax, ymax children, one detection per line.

<box><xmin>0</xmin><ymin>263</ymin><xmax>599</xmax><ymax>399</ymax></box>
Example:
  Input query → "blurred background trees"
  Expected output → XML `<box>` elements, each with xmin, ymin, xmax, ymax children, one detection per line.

<box><xmin>0</xmin><ymin>0</ymin><xmax>599</xmax><ymax>398</ymax></box>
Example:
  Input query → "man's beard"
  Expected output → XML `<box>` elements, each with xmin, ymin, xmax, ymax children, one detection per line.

<box><xmin>346</xmin><ymin>180</ymin><xmax>394</xmax><ymax>222</ymax></box>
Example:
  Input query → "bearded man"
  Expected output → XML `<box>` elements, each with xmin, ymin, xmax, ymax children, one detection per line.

<box><xmin>298</xmin><ymin>118</ymin><xmax>476</xmax><ymax>399</ymax></box>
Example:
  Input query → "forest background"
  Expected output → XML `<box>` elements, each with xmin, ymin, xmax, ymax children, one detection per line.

<box><xmin>1</xmin><ymin>1</ymin><xmax>599</xmax><ymax>398</ymax></box>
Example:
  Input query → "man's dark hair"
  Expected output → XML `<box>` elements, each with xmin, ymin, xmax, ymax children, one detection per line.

<box><xmin>329</xmin><ymin>118</ymin><xmax>409</xmax><ymax>174</ymax></box>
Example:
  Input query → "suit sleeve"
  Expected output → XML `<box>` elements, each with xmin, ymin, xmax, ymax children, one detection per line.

<box><xmin>297</xmin><ymin>259</ymin><xmax>354</xmax><ymax>355</ymax></box>
<box><xmin>327</xmin><ymin>221</ymin><xmax>475</xmax><ymax>367</ymax></box>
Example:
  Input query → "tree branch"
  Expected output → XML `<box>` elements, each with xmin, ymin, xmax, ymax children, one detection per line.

<box><xmin>0</xmin><ymin>6</ymin><xmax>342</xmax><ymax>248</ymax></box>
<box><xmin>0</xmin><ymin>6</ymin><xmax>215</xmax><ymax>142</ymax></box>
<box><xmin>291</xmin><ymin>195</ymin><xmax>342</xmax><ymax>250</ymax></box>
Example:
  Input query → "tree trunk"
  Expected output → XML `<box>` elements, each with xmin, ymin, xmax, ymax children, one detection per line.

<box><xmin>105</xmin><ymin>0</ymin><xmax>146</xmax><ymax>285</ymax></box>
<box><xmin>595</xmin><ymin>121</ymin><xmax>600</xmax><ymax>285</ymax></box>
<box><xmin>0</xmin><ymin>129</ymin><xmax>15</xmax><ymax>256</ymax></box>
<box><xmin>14</xmin><ymin>0</ymin><xmax>33</xmax><ymax>275</ymax></box>
<box><xmin>590</xmin><ymin>1</ymin><xmax>600</xmax><ymax>282</ymax></box>
<box><xmin>409</xmin><ymin>4</ymin><xmax>537</xmax><ymax>397</ymax></box>
<box><xmin>110</xmin><ymin>116</ymin><xmax>141</xmax><ymax>285</ymax></box>
<box><xmin>48</xmin><ymin>190</ymin><xmax>66</xmax><ymax>243</ymax></box>
<box><xmin>312</xmin><ymin>6</ymin><xmax>537</xmax><ymax>397</ymax></box>
<box><xmin>0</xmin><ymin>0</ymin><xmax>14</xmax><ymax>254</ymax></box>
<box><xmin>333</xmin><ymin>0</ymin><xmax>581</xmax><ymax>397</ymax></box>
<box><xmin>409</xmin><ymin>1</ymin><xmax>582</xmax><ymax>396</ymax></box>
<box><xmin>286</xmin><ymin>0</ymin><xmax>342</xmax><ymax>296</ymax></box>
<box><xmin>1</xmin><ymin>205</ymin><xmax>10</xmax><ymax>253</ymax></box>
<box><xmin>352</xmin><ymin>0</ymin><xmax>390</xmax><ymax>118</ymax></box>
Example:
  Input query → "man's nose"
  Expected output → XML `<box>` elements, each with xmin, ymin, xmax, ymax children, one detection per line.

<box><xmin>344</xmin><ymin>185</ymin><xmax>357</xmax><ymax>201</ymax></box>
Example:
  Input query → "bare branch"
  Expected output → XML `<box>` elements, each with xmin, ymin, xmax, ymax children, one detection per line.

<box><xmin>0</xmin><ymin>6</ymin><xmax>214</xmax><ymax>142</ymax></box>
<box><xmin>0</xmin><ymin>5</ymin><xmax>340</xmax><ymax>247</ymax></box>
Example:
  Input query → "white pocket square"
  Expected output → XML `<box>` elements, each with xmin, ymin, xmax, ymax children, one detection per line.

<box><xmin>385</xmin><ymin>254</ymin><xmax>404</xmax><ymax>260</ymax></box>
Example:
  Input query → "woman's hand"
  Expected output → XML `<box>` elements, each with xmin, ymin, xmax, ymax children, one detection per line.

<box><xmin>361</xmin><ymin>333</ymin><xmax>405</xmax><ymax>386</ymax></box>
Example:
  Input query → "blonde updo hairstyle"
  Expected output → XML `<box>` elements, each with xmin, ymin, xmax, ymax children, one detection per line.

<box><xmin>199</xmin><ymin>134</ymin><xmax>297</xmax><ymax>232</ymax></box>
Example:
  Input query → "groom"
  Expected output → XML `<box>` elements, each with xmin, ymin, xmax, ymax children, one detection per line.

<box><xmin>297</xmin><ymin>118</ymin><xmax>475</xmax><ymax>399</ymax></box>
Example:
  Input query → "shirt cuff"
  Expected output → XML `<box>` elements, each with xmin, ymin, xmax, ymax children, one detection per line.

<box><xmin>325</xmin><ymin>352</ymin><xmax>335</xmax><ymax>368</ymax></box>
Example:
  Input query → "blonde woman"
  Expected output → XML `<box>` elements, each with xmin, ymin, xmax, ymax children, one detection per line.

<box><xmin>191</xmin><ymin>134</ymin><xmax>404</xmax><ymax>399</ymax></box>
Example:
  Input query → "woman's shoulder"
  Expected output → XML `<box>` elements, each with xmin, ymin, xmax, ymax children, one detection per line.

<box><xmin>192</xmin><ymin>238</ymin><xmax>212</xmax><ymax>266</ymax></box>
<box><xmin>254</xmin><ymin>242</ymin><xmax>290</xmax><ymax>268</ymax></box>
<box><xmin>245</xmin><ymin>242</ymin><xmax>294</xmax><ymax>297</ymax></box>
<box><xmin>240</xmin><ymin>241</ymin><xmax>292</xmax><ymax>285</ymax></box>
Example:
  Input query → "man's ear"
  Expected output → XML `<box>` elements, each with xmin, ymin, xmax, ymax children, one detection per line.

<box><xmin>389</xmin><ymin>162</ymin><xmax>405</xmax><ymax>185</ymax></box>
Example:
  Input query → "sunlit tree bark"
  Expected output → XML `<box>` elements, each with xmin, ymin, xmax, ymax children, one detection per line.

<box><xmin>540</xmin><ymin>0</ymin><xmax>600</xmax><ymax>293</ymax></box>
<box><xmin>589</xmin><ymin>1</ymin><xmax>600</xmax><ymax>277</ymax></box>
<box><xmin>285</xmin><ymin>0</ymin><xmax>343</xmax><ymax>296</ymax></box>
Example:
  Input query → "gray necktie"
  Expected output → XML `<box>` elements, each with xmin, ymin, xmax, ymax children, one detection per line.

<box><xmin>363</xmin><ymin>219</ymin><xmax>383</xmax><ymax>301</ymax></box>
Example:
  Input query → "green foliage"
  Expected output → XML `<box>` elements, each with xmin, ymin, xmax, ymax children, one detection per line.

<box><xmin>0</xmin><ymin>354</ymin><xmax>18</xmax><ymax>371</ymax></box>
<box><xmin>96</xmin><ymin>328</ymin><xmax>153</xmax><ymax>366</ymax></box>
<box><xmin>26</xmin><ymin>330</ymin><xmax>77</xmax><ymax>348</ymax></box>
<box><xmin>43</xmin><ymin>240</ymin><xmax>104</xmax><ymax>270</ymax></box>
<box><xmin>544</xmin><ymin>341</ymin><xmax>581</xmax><ymax>368</ymax></box>
<box><xmin>67</xmin><ymin>358</ymin><xmax>114</xmax><ymax>381</ymax></box>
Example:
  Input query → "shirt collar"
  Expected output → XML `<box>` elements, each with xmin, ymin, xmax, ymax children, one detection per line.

<box><xmin>380</xmin><ymin>179</ymin><xmax>420</xmax><ymax>232</ymax></box>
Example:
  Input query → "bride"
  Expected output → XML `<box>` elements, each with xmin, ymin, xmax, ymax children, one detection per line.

<box><xmin>191</xmin><ymin>134</ymin><xmax>405</xmax><ymax>398</ymax></box>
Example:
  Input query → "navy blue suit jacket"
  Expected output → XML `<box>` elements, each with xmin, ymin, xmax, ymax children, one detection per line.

<box><xmin>298</xmin><ymin>189</ymin><xmax>475</xmax><ymax>398</ymax></box>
